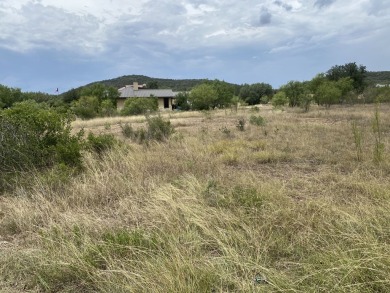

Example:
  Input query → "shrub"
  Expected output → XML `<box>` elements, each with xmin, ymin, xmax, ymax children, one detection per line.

<box><xmin>315</xmin><ymin>81</ymin><xmax>342</xmax><ymax>107</ymax></box>
<box><xmin>236</xmin><ymin>118</ymin><xmax>246</xmax><ymax>131</ymax></box>
<box><xmin>249</xmin><ymin>115</ymin><xmax>265</xmax><ymax>126</ymax></box>
<box><xmin>0</xmin><ymin>101</ymin><xmax>83</xmax><ymax>192</ymax></box>
<box><xmin>189</xmin><ymin>84</ymin><xmax>218</xmax><ymax>110</ymax></box>
<box><xmin>147</xmin><ymin>115</ymin><xmax>174</xmax><ymax>141</ymax></box>
<box><xmin>120</xmin><ymin>123</ymin><xmax>134</xmax><ymax>138</ymax></box>
<box><xmin>175</xmin><ymin>92</ymin><xmax>191</xmax><ymax>111</ymax></box>
<box><xmin>271</xmin><ymin>91</ymin><xmax>288</xmax><ymax>108</ymax></box>
<box><xmin>71</xmin><ymin>96</ymin><xmax>100</xmax><ymax>119</ymax></box>
<box><xmin>120</xmin><ymin>97</ymin><xmax>158</xmax><ymax>116</ymax></box>
<box><xmin>372</xmin><ymin>104</ymin><xmax>384</xmax><ymax>164</ymax></box>
<box><xmin>86</xmin><ymin>133</ymin><xmax>117</xmax><ymax>155</ymax></box>
<box><xmin>0</xmin><ymin>100</ymin><xmax>83</xmax><ymax>172</ymax></box>
<box><xmin>219</xmin><ymin>126</ymin><xmax>232</xmax><ymax>138</ymax></box>
<box><xmin>121</xmin><ymin>116</ymin><xmax>174</xmax><ymax>143</ymax></box>
<box><xmin>100</xmin><ymin>99</ymin><xmax>116</xmax><ymax>117</ymax></box>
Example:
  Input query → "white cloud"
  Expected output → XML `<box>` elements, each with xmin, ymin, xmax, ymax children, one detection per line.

<box><xmin>0</xmin><ymin>0</ymin><xmax>390</xmax><ymax>91</ymax></box>
<box><xmin>1</xmin><ymin>0</ymin><xmax>388</xmax><ymax>55</ymax></box>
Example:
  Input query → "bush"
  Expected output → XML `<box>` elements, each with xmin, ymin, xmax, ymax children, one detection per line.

<box><xmin>249</xmin><ymin>115</ymin><xmax>265</xmax><ymax>126</ymax></box>
<box><xmin>0</xmin><ymin>100</ymin><xmax>83</xmax><ymax>172</ymax></box>
<box><xmin>146</xmin><ymin>115</ymin><xmax>175</xmax><ymax>141</ymax></box>
<box><xmin>71</xmin><ymin>96</ymin><xmax>100</xmax><ymax>119</ymax></box>
<box><xmin>86</xmin><ymin>133</ymin><xmax>117</xmax><ymax>155</ymax></box>
<box><xmin>121</xmin><ymin>97</ymin><xmax>158</xmax><ymax>116</ymax></box>
<box><xmin>121</xmin><ymin>116</ymin><xmax>174</xmax><ymax>143</ymax></box>
<box><xmin>271</xmin><ymin>91</ymin><xmax>288</xmax><ymax>108</ymax></box>
<box><xmin>100</xmin><ymin>99</ymin><xmax>116</xmax><ymax>117</ymax></box>
<box><xmin>120</xmin><ymin>123</ymin><xmax>134</xmax><ymax>138</ymax></box>
<box><xmin>189</xmin><ymin>84</ymin><xmax>218</xmax><ymax>110</ymax></box>
<box><xmin>315</xmin><ymin>81</ymin><xmax>342</xmax><ymax>107</ymax></box>
<box><xmin>175</xmin><ymin>92</ymin><xmax>191</xmax><ymax>111</ymax></box>
<box><xmin>236</xmin><ymin>118</ymin><xmax>246</xmax><ymax>131</ymax></box>
<box><xmin>0</xmin><ymin>101</ymin><xmax>83</xmax><ymax>192</ymax></box>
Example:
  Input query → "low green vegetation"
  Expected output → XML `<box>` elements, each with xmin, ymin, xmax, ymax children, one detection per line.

<box><xmin>121</xmin><ymin>115</ymin><xmax>174</xmax><ymax>143</ymax></box>
<box><xmin>120</xmin><ymin>96</ymin><xmax>158</xmax><ymax>116</ymax></box>
<box><xmin>0</xmin><ymin>100</ymin><xmax>120</xmax><ymax>192</ymax></box>
<box><xmin>0</xmin><ymin>101</ymin><xmax>83</xmax><ymax>188</ymax></box>
<box><xmin>249</xmin><ymin>114</ymin><xmax>265</xmax><ymax>126</ymax></box>
<box><xmin>271</xmin><ymin>91</ymin><xmax>288</xmax><ymax>108</ymax></box>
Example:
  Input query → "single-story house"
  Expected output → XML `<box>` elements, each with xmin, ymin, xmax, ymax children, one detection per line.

<box><xmin>117</xmin><ymin>82</ymin><xmax>177</xmax><ymax>110</ymax></box>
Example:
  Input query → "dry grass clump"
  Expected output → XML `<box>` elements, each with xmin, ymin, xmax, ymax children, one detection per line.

<box><xmin>1</xmin><ymin>104</ymin><xmax>390</xmax><ymax>292</ymax></box>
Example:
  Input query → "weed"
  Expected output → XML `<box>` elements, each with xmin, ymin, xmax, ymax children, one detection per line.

<box><xmin>372</xmin><ymin>103</ymin><xmax>384</xmax><ymax>164</ymax></box>
<box><xmin>236</xmin><ymin>117</ymin><xmax>246</xmax><ymax>131</ymax></box>
<box><xmin>120</xmin><ymin>122</ymin><xmax>134</xmax><ymax>138</ymax></box>
<box><xmin>219</xmin><ymin>126</ymin><xmax>232</xmax><ymax>137</ymax></box>
<box><xmin>121</xmin><ymin>116</ymin><xmax>174</xmax><ymax>143</ymax></box>
<box><xmin>249</xmin><ymin>115</ymin><xmax>265</xmax><ymax>126</ymax></box>
<box><xmin>146</xmin><ymin>115</ymin><xmax>174</xmax><ymax>141</ymax></box>
<box><xmin>351</xmin><ymin>120</ymin><xmax>363</xmax><ymax>161</ymax></box>
<box><xmin>86</xmin><ymin>132</ymin><xmax>117</xmax><ymax>155</ymax></box>
<box><xmin>202</xmin><ymin>110</ymin><xmax>212</xmax><ymax>120</ymax></box>
<box><xmin>231</xmin><ymin>186</ymin><xmax>263</xmax><ymax>209</ymax></box>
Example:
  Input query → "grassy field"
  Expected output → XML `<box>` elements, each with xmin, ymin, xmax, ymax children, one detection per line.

<box><xmin>1</xmin><ymin>103</ymin><xmax>390</xmax><ymax>292</ymax></box>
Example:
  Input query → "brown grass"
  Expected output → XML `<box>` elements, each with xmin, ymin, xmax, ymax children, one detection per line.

<box><xmin>1</xmin><ymin>103</ymin><xmax>390</xmax><ymax>292</ymax></box>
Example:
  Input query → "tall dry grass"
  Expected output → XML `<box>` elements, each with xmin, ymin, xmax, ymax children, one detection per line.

<box><xmin>1</xmin><ymin>104</ymin><xmax>390</xmax><ymax>292</ymax></box>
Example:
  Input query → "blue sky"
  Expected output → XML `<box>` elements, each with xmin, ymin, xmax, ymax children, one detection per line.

<box><xmin>1</xmin><ymin>0</ymin><xmax>389</xmax><ymax>93</ymax></box>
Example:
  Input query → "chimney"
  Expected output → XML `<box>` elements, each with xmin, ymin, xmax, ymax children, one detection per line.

<box><xmin>133</xmin><ymin>82</ymin><xmax>139</xmax><ymax>91</ymax></box>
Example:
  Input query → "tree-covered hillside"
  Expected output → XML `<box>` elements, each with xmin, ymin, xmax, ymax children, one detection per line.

<box><xmin>366</xmin><ymin>71</ymin><xmax>390</xmax><ymax>85</ymax></box>
<box><xmin>86</xmin><ymin>75</ymin><xmax>211</xmax><ymax>92</ymax></box>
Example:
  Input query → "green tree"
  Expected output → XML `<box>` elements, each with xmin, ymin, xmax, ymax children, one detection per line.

<box><xmin>0</xmin><ymin>85</ymin><xmax>23</xmax><ymax>108</ymax></box>
<box><xmin>189</xmin><ymin>84</ymin><xmax>218</xmax><ymax>110</ymax></box>
<box><xmin>230</xmin><ymin>96</ymin><xmax>245</xmax><ymax>112</ymax></box>
<box><xmin>309</xmin><ymin>73</ymin><xmax>327</xmax><ymax>94</ymax></box>
<box><xmin>326</xmin><ymin>62</ymin><xmax>367</xmax><ymax>93</ymax></box>
<box><xmin>80</xmin><ymin>84</ymin><xmax>106</xmax><ymax>100</ymax></box>
<box><xmin>80</xmin><ymin>84</ymin><xmax>119</xmax><ymax>103</ymax></box>
<box><xmin>315</xmin><ymin>81</ymin><xmax>342</xmax><ymax>107</ymax></box>
<box><xmin>105</xmin><ymin>86</ymin><xmax>120</xmax><ymax>103</ymax></box>
<box><xmin>175</xmin><ymin>92</ymin><xmax>191</xmax><ymax>111</ymax></box>
<box><xmin>280</xmin><ymin>81</ymin><xmax>307</xmax><ymax>107</ymax></box>
<box><xmin>71</xmin><ymin>96</ymin><xmax>100</xmax><ymax>119</ymax></box>
<box><xmin>100</xmin><ymin>99</ymin><xmax>116</xmax><ymax>117</ymax></box>
<box><xmin>271</xmin><ymin>91</ymin><xmax>288</xmax><ymax>108</ymax></box>
<box><xmin>120</xmin><ymin>97</ymin><xmax>158</xmax><ymax>116</ymax></box>
<box><xmin>206</xmin><ymin>80</ymin><xmax>235</xmax><ymax>108</ymax></box>
<box><xmin>336</xmin><ymin>77</ymin><xmax>355</xmax><ymax>104</ymax></box>
<box><xmin>147</xmin><ymin>81</ymin><xmax>159</xmax><ymax>89</ymax></box>
<box><xmin>239</xmin><ymin>83</ymin><xmax>273</xmax><ymax>105</ymax></box>
<box><xmin>62</xmin><ymin>88</ymin><xmax>80</xmax><ymax>103</ymax></box>
<box><xmin>336</xmin><ymin>77</ymin><xmax>354</xmax><ymax>97</ymax></box>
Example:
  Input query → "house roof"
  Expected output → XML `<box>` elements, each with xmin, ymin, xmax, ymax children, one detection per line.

<box><xmin>118</xmin><ymin>87</ymin><xmax>176</xmax><ymax>98</ymax></box>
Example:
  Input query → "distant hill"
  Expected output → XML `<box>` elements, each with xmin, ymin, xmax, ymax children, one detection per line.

<box><xmin>67</xmin><ymin>71</ymin><xmax>390</xmax><ymax>97</ymax></box>
<box><xmin>366</xmin><ymin>71</ymin><xmax>390</xmax><ymax>86</ymax></box>
<box><xmin>85</xmin><ymin>75</ymin><xmax>211</xmax><ymax>92</ymax></box>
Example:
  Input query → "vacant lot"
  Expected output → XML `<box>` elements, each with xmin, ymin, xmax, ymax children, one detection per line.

<box><xmin>1</xmin><ymin>104</ymin><xmax>390</xmax><ymax>292</ymax></box>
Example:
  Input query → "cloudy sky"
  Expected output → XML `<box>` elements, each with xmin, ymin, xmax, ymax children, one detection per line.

<box><xmin>0</xmin><ymin>0</ymin><xmax>389</xmax><ymax>93</ymax></box>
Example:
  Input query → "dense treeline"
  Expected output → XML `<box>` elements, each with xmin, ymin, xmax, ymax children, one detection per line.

<box><xmin>365</xmin><ymin>71</ymin><xmax>390</xmax><ymax>85</ymax></box>
<box><xmin>1</xmin><ymin>63</ymin><xmax>390</xmax><ymax>118</ymax></box>
<box><xmin>84</xmin><ymin>74</ymin><xmax>210</xmax><ymax>92</ymax></box>
<box><xmin>0</xmin><ymin>84</ymin><xmax>63</xmax><ymax>109</ymax></box>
